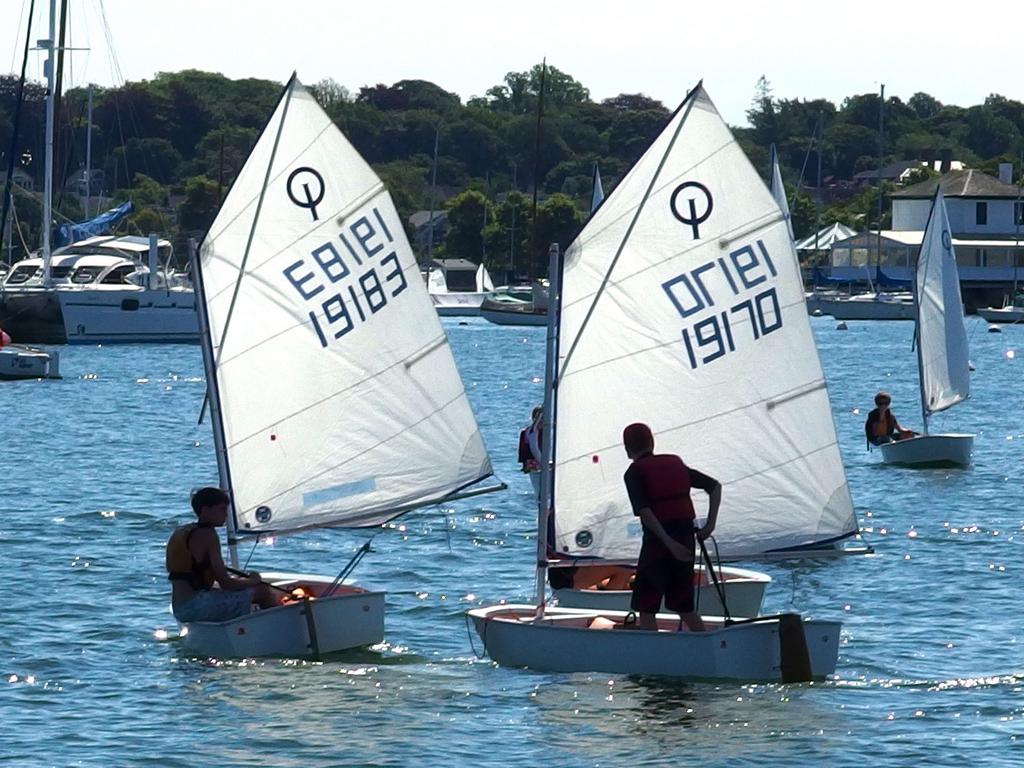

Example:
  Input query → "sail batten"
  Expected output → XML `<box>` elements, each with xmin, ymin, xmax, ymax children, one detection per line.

<box><xmin>552</xmin><ymin>86</ymin><xmax>856</xmax><ymax>562</ymax></box>
<box><xmin>199</xmin><ymin>78</ymin><xmax>493</xmax><ymax>535</ymax></box>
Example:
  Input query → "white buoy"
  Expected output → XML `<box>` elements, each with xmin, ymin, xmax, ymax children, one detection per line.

<box><xmin>812</xmin><ymin>309</ymin><xmax>823</xmax><ymax>317</ymax></box>
<box><xmin>836</xmin><ymin>321</ymin><xmax>848</xmax><ymax>331</ymax></box>
<box><xmin>989</xmin><ymin>325</ymin><xmax>1002</xmax><ymax>333</ymax></box>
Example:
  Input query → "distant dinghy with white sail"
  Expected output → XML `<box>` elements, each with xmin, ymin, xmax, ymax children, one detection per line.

<box><xmin>184</xmin><ymin>75</ymin><xmax>500</xmax><ymax>659</ymax></box>
<box><xmin>469</xmin><ymin>84</ymin><xmax>852</xmax><ymax>682</ymax></box>
<box><xmin>879</xmin><ymin>189</ymin><xmax>973</xmax><ymax>467</ymax></box>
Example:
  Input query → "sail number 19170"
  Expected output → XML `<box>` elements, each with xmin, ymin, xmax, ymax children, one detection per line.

<box><xmin>661</xmin><ymin>239</ymin><xmax>784</xmax><ymax>370</ymax></box>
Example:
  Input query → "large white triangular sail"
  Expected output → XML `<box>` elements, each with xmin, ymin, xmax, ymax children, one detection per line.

<box><xmin>552</xmin><ymin>85</ymin><xmax>856</xmax><ymax>561</ymax></box>
<box><xmin>916</xmin><ymin>189</ymin><xmax>969</xmax><ymax>418</ymax></box>
<box><xmin>769</xmin><ymin>144</ymin><xmax>794</xmax><ymax>240</ymax></box>
<box><xmin>199</xmin><ymin>77</ymin><xmax>493</xmax><ymax>535</ymax></box>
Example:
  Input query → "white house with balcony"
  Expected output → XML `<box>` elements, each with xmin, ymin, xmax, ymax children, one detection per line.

<box><xmin>828</xmin><ymin>167</ymin><xmax>1024</xmax><ymax>283</ymax></box>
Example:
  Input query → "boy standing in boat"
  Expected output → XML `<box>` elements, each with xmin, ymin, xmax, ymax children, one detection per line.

<box><xmin>166</xmin><ymin>487</ymin><xmax>277</xmax><ymax>622</ymax></box>
<box><xmin>622</xmin><ymin>423</ymin><xmax>720</xmax><ymax>632</ymax></box>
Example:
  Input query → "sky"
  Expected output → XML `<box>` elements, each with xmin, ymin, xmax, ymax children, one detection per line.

<box><xmin>4</xmin><ymin>0</ymin><xmax>1024</xmax><ymax>127</ymax></box>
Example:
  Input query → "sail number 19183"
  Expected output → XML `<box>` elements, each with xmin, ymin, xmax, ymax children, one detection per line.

<box><xmin>282</xmin><ymin>205</ymin><xmax>408</xmax><ymax>347</ymax></box>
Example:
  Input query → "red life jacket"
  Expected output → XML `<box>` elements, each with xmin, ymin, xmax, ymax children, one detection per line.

<box><xmin>632</xmin><ymin>453</ymin><xmax>695</xmax><ymax>523</ymax></box>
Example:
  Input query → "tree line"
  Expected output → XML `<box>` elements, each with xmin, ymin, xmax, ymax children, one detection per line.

<box><xmin>2</xmin><ymin>67</ymin><xmax>1023</xmax><ymax>273</ymax></box>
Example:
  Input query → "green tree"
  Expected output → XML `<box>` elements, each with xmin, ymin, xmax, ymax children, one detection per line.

<box><xmin>531</xmin><ymin>193</ymin><xmax>582</xmax><ymax>276</ymax></box>
<box><xmin>178</xmin><ymin>175</ymin><xmax>220</xmax><ymax>234</ymax></box>
<box><xmin>443</xmin><ymin>189</ymin><xmax>492</xmax><ymax>259</ymax></box>
<box><xmin>483</xmin><ymin>190</ymin><xmax>531</xmax><ymax>273</ymax></box>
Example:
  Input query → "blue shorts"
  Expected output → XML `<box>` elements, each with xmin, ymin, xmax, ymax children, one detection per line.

<box><xmin>174</xmin><ymin>588</ymin><xmax>255</xmax><ymax>623</ymax></box>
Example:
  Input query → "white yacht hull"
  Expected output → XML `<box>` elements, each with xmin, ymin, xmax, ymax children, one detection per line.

<box><xmin>878</xmin><ymin>433</ymin><xmax>974</xmax><ymax>467</ymax></box>
<box><xmin>431</xmin><ymin>291</ymin><xmax>487</xmax><ymax>316</ymax></box>
<box><xmin>59</xmin><ymin>287</ymin><xmax>198</xmax><ymax>343</ymax></box>
<box><xmin>179</xmin><ymin>572</ymin><xmax>385</xmax><ymax>659</ymax></box>
<box><xmin>468</xmin><ymin>604</ymin><xmax>840</xmax><ymax>682</ymax></box>
<box><xmin>552</xmin><ymin>564</ymin><xmax>770</xmax><ymax>618</ymax></box>
<box><xmin>817</xmin><ymin>294</ymin><xmax>915</xmax><ymax>320</ymax></box>
<box><xmin>0</xmin><ymin>344</ymin><xmax>60</xmax><ymax>380</ymax></box>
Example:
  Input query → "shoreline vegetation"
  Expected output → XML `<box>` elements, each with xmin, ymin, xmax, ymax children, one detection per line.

<box><xmin>2</xmin><ymin>66</ymin><xmax>1023</xmax><ymax>274</ymax></box>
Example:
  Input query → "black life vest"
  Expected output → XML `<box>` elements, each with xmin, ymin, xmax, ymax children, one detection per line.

<box><xmin>632</xmin><ymin>453</ymin><xmax>695</xmax><ymax>523</ymax></box>
<box><xmin>166</xmin><ymin>523</ymin><xmax>215</xmax><ymax>590</ymax></box>
<box><xmin>864</xmin><ymin>408</ymin><xmax>896</xmax><ymax>443</ymax></box>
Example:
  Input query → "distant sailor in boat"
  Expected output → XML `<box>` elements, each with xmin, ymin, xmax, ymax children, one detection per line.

<box><xmin>166</xmin><ymin>487</ymin><xmax>277</xmax><ymax>622</ymax></box>
<box><xmin>518</xmin><ymin>406</ymin><xmax>544</xmax><ymax>498</ymax></box>
<box><xmin>622</xmin><ymin>423</ymin><xmax>721</xmax><ymax>632</ymax></box>
<box><xmin>864</xmin><ymin>391</ymin><xmax>917</xmax><ymax>446</ymax></box>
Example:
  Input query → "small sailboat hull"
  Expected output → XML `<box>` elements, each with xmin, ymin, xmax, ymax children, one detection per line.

<box><xmin>468</xmin><ymin>605</ymin><xmax>841</xmax><ymax>682</ymax></box>
<box><xmin>0</xmin><ymin>344</ymin><xmax>60</xmax><ymax>379</ymax></box>
<box><xmin>817</xmin><ymin>293</ymin><xmax>915</xmax><ymax>320</ymax></box>
<box><xmin>878</xmin><ymin>433</ymin><xmax>973</xmax><ymax>467</ymax></box>
<box><xmin>552</xmin><ymin>564</ymin><xmax>770</xmax><ymax>618</ymax></box>
<box><xmin>179</xmin><ymin>573</ymin><xmax>385</xmax><ymax>659</ymax></box>
<box><xmin>976</xmin><ymin>306</ymin><xmax>1024</xmax><ymax>324</ymax></box>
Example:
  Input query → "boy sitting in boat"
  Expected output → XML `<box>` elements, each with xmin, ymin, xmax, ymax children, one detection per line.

<box><xmin>622</xmin><ymin>423</ymin><xmax>720</xmax><ymax>632</ymax></box>
<box><xmin>864</xmin><ymin>391</ymin><xmax>916</xmax><ymax>446</ymax></box>
<box><xmin>166</xmin><ymin>487</ymin><xmax>277</xmax><ymax>622</ymax></box>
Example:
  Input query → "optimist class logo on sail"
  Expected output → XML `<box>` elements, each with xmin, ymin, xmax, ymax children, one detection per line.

<box><xmin>661</xmin><ymin>182</ymin><xmax>784</xmax><ymax>369</ymax></box>
<box><xmin>282</xmin><ymin>193</ymin><xmax>408</xmax><ymax>347</ymax></box>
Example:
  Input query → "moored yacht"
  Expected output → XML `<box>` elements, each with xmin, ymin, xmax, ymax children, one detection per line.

<box><xmin>0</xmin><ymin>235</ymin><xmax>197</xmax><ymax>344</ymax></box>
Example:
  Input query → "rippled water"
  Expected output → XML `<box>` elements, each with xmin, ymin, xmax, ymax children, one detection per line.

<box><xmin>3</xmin><ymin>316</ymin><xmax>1024</xmax><ymax>766</ymax></box>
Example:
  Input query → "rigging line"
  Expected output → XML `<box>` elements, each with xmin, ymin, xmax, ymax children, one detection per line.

<box><xmin>558</xmin><ymin>90</ymin><xmax>698</xmax><ymax>377</ymax></box>
<box><xmin>0</xmin><ymin>0</ymin><xmax>36</xmax><ymax>258</ymax></box>
<box><xmin>241</xmin><ymin>533</ymin><xmax>260</xmax><ymax>570</ymax></box>
<box><xmin>212</xmin><ymin>79</ymin><xmax>296</xmax><ymax>368</ymax></box>
<box><xmin>10</xmin><ymin>0</ymin><xmax>28</xmax><ymax>72</ymax></box>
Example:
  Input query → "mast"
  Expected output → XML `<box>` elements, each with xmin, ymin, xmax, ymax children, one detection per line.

<box><xmin>914</xmin><ymin>190</ymin><xmax>940</xmax><ymax>436</ymax></box>
<box><xmin>41</xmin><ymin>0</ymin><xmax>58</xmax><ymax>286</ymax></box>
<box><xmin>534</xmin><ymin>243</ymin><xmax>561</xmax><ymax>618</ymax></box>
<box><xmin>190</xmin><ymin>237</ymin><xmax>239</xmax><ymax>566</ymax></box>
<box><xmin>528</xmin><ymin>60</ymin><xmax>546</xmax><ymax>283</ymax></box>
<box><xmin>84</xmin><ymin>84</ymin><xmax>92</xmax><ymax>218</ymax></box>
<box><xmin>509</xmin><ymin>162</ymin><xmax>517</xmax><ymax>276</ymax></box>
<box><xmin>873</xmin><ymin>83</ymin><xmax>885</xmax><ymax>289</ymax></box>
<box><xmin>426</xmin><ymin>124</ymin><xmax>440</xmax><ymax>264</ymax></box>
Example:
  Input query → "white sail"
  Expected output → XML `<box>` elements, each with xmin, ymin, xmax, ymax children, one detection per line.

<box><xmin>591</xmin><ymin>164</ymin><xmax>605</xmax><ymax>214</ymax></box>
<box><xmin>475</xmin><ymin>264</ymin><xmax>494</xmax><ymax>292</ymax></box>
<box><xmin>552</xmin><ymin>85</ymin><xmax>856</xmax><ymax>561</ymax></box>
<box><xmin>916</xmin><ymin>189</ymin><xmax>969</xmax><ymax>416</ymax></box>
<box><xmin>199</xmin><ymin>77</ymin><xmax>492</xmax><ymax>535</ymax></box>
<box><xmin>769</xmin><ymin>144</ymin><xmax>794</xmax><ymax>240</ymax></box>
<box><xmin>428</xmin><ymin>268</ymin><xmax>449</xmax><ymax>294</ymax></box>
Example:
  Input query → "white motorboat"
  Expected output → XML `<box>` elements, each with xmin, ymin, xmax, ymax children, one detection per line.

<box><xmin>468</xmin><ymin>606</ymin><xmax>841</xmax><ymax>682</ymax></box>
<box><xmin>471</xmin><ymin>84</ymin><xmax>854</xmax><ymax>682</ymax></box>
<box><xmin>0</xmin><ymin>236</ymin><xmax>197</xmax><ymax>344</ymax></box>
<box><xmin>428</xmin><ymin>263</ymin><xmax>494</xmax><ymax>316</ymax></box>
<box><xmin>817</xmin><ymin>291</ymin><xmax>915</xmax><ymax>320</ymax></box>
<box><xmin>878</xmin><ymin>189</ymin><xmax>974</xmax><ymax>467</ymax></box>
<box><xmin>551</xmin><ymin>563</ymin><xmax>770</xmax><ymax>618</ymax></box>
<box><xmin>182</xmin><ymin>76</ymin><xmax>500</xmax><ymax>659</ymax></box>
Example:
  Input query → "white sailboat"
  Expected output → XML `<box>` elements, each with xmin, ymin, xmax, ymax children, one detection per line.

<box><xmin>879</xmin><ymin>189</ymin><xmax>973</xmax><ymax>467</ymax></box>
<box><xmin>182</xmin><ymin>75</ymin><xmax>500</xmax><ymax>659</ymax></box>
<box><xmin>469</xmin><ymin>84</ymin><xmax>850</xmax><ymax>682</ymax></box>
